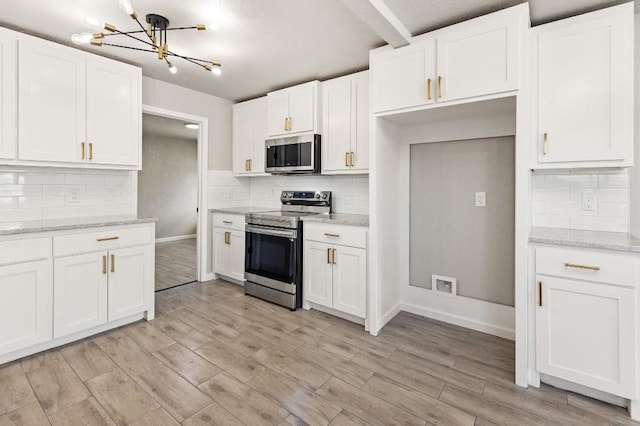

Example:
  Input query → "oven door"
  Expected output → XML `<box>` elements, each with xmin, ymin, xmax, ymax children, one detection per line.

<box><xmin>245</xmin><ymin>225</ymin><xmax>298</xmax><ymax>292</ymax></box>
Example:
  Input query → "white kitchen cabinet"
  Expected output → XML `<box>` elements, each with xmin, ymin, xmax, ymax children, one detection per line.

<box><xmin>322</xmin><ymin>71</ymin><xmax>369</xmax><ymax>174</ymax></box>
<box><xmin>532</xmin><ymin>3</ymin><xmax>633</xmax><ymax>168</ymax></box>
<box><xmin>303</xmin><ymin>222</ymin><xmax>367</xmax><ymax>319</ymax></box>
<box><xmin>54</xmin><ymin>252</ymin><xmax>108</xmax><ymax>338</ymax></box>
<box><xmin>212</xmin><ymin>213</ymin><xmax>245</xmax><ymax>282</ymax></box>
<box><xmin>371</xmin><ymin>4</ymin><xmax>525</xmax><ymax>114</ymax></box>
<box><xmin>0</xmin><ymin>260</ymin><xmax>52</xmax><ymax>356</ymax></box>
<box><xmin>0</xmin><ymin>28</ymin><xmax>17</xmax><ymax>160</ymax></box>
<box><xmin>16</xmin><ymin>34</ymin><xmax>141</xmax><ymax>169</ymax></box>
<box><xmin>267</xmin><ymin>81</ymin><xmax>319</xmax><ymax>137</ymax></box>
<box><xmin>232</xmin><ymin>97</ymin><xmax>267</xmax><ymax>175</ymax></box>
<box><xmin>534</xmin><ymin>244</ymin><xmax>637</xmax><ymax>398</ymax></box>
<box><xmin>108</xmin><ymin>245</ymin><xmax>152</xmax><ymax>322</ymax></box>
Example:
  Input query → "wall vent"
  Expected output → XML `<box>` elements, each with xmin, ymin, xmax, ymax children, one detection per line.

<box><xmin>431</xmin><ymin>275</ymin><xmax>457</xmax><ymax>297</ymax></box>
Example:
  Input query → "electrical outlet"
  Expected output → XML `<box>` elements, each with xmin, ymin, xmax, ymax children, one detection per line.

<box><xmin>69</xmin><ymin>189</ymin><xmax>80</xmax><ymax>203</ymax></box>
<box><xmin>475</xmin><ymin>192</ymin><xmax>486</xmax><ymax>207</ymax></box>
<box><xmin>582</xmin><ymin>194</ymin><xmax>596</xmax><ymax>211</ymax></box>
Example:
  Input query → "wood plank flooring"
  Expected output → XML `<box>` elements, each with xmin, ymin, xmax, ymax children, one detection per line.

<box><xmin>0</xmin><ymin>279</ymin><xmax>637</xmax><ymax>425</ymax></box>
<box><xmin>155</xmin><ymin>239</ymin><xmax>197</xmax><ymax>291</ymax></box>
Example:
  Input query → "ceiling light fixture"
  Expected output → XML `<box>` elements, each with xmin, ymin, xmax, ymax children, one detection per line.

<box><xmin>72</xmin><ymin>0</ymin><xmax>222</xmax><ymax>76</ymax></box>
<box><xmin>184</xmin><ymin>123</ymin><xmax>199</xmax><ymax>130</ymax></box>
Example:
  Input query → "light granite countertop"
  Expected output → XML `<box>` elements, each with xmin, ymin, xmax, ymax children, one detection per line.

<box><xmin>302</xmin><ymin>213</ymin><xmax>369</xmax><ymax>227</ymax></box>
<box><xmin>529</xmin><ymin>226</ymin><xmax>640</xmax><ymax>253</ymax></box>
<box><xmin>0</xmin><ymin>215</ymin><xmax>158</xmax><ymax>236</ymax></box>
<box><xmin>210</xmin><ymin>206</ymin><xmax>274</xmax><ymax>215</ymax></box>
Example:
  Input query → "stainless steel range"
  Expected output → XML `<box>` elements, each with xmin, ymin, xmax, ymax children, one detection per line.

<box><xmin>244</xmin><ymin>191</ymin><xmax>332</xmax><ymax>310</ymax></box>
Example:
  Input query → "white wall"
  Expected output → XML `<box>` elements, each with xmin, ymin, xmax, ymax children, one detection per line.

<box><xmin>630</xmin><ymin>16</ymin><xmax>640</xmax><ymax>237</ymax></box>
<box><xmin>0</xmin><ymin>166</ymin><xmax>132</xmax><ymax>222</ymax></box>
<box><xmin>141</xmin><ymin>77</ymin><xmax>234</xmax><ymax>171</ymax></box>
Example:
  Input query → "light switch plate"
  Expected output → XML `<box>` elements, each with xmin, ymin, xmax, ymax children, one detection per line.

<box><xmin>475</xmin><ymin>192</ymin><xmax>486</xmax><ymax>207</ymax></box>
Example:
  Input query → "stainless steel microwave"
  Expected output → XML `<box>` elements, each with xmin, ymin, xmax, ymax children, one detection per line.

<box><xmin>265</xmin><ymin>134</ymin><xmax>321</xmax><ymax>174</ymax></box>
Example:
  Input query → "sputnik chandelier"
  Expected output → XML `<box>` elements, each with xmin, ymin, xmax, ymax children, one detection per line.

<box><xmin>71</xmin><ymin>0</ymin><xmax>222</xmax><ymax>76</ymax></box>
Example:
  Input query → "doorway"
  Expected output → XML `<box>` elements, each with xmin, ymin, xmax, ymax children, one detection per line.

<box><xmin>136</xmin><ymin>105</ymin><xmax>209</xmax><ymax>291</ymax></box>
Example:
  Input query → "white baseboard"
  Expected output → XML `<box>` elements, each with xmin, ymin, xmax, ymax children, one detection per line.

<box><xmin>156</xmin><ymin>234</ymin><xmax>196</xmax><ymax>243</ymax></box>
<box><xmin>399</xmin><ymin>298</ymin><xmax>515</xmax><ymax>340</ymax></box>
<box><xmin>373</xmin><ymin>303</ymin><xmax>402</xmax><ymax>336</ymax></box>
<box><xmin>541</xmin><ymin>374</ymin><xmax>627</xmax><ymax>408</ymax></box>
<box><xmin>306</xmin><ymin>303</ymin><xmax>365</xmax><ymax>326</ymax></box>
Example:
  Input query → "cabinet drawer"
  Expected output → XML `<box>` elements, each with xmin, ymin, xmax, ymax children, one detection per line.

<box><xmin>0</xmin><ymin>238</ymin><xmax>51</xmax><ymax>266</ymax></box>
<box><xmin>304</xmin><ymin>222</ymin><xmax>367</xmax><ymax>249</ymax></box>
<box><xmin>536</xmin><ymin>246</ymin><xmax>636</xmax><ymax>287</ymax></box>
<box><xmin>53</xmin><ymin>226</ymin><xmax>152</xmax><ymax>257</ymax></box>
<box><xmin>212</xmin><ymin>213</ymin><xmax>245</xmax><ymax>231</ymax></box>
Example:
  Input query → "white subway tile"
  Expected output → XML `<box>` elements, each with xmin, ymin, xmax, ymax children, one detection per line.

<box><xmin>0</xmin><ymin>185</ymin><xmax>43</xmax><ymax>197</ymax></box>
<box><xmin>43</xmin><ymin>185</ymin><xmax>85</xmax><ymax>197</ymax></box>
<box><xmin>532</xmin><ymin>215</ymin><xmax>570</xmax><ymax>228</ymax></box>
<box><xmin>65</xmin><ymin>173</ymin><xmax>105</xmax><ymax>185</ymax></box>
<box><xmin>0</xmin><ymin>208</ymin><xmax>42</xmax><ymax>222</ymax></box>
<box><xmin>595</xmin><ymin>188</ymin><xmax>629</xmax><ymax>203</ymax></box>
<box><xmin>545</xmin><ymin>174</ymin><xmax>597</xmax><ymax>188</ymax></box>
<box><xmin>0</xmin><ymin>172</ymin><xmax>16</xmax><ymax>184</ymax></box>
<box><xmin>598</xmin><ymin>203</ymin><xmax>629</xmax><ymax>218</ymax></box>
<box><xmin>103</xmin><ymin>173</ymin><xmax>131</xmax><ymax>185</ymax></box>
<box><xmin>0</xmin><ymin>197</ymin><xmax>18</xmax><ymax>209</ymax></box>
<box><xmin>42</xmin><ymin>206</ymin><xmax>88</xmax><ymax>219</ymax></box>
<box><xmin>18</xmin><ymin>196</ymin><xmax>64</xmax><ymax>209</ymax></box>
<box><xmin>532</xmin><ymin>188</ymin><xmax>569</xmax><ymax>202</ymax></box>
<box><xmin>598</xmin><ymin>173</ymin><xmax>630</xmax><ymax>188</ymax></box>
<box><xmin>532</xmin><ymin>200</ymin><xmax>545</xmax><ymax>215</ymax></box>
<box><xmin>545</xmin><ymin>201</ymin><xmax>587</xmax><ymax>216</ymax></box>
<box><xmin>570</xmin><ymin>216</ymin><xmax>629</xmax><ymax>233</ymax></box>
<box><xmin>531</xmin><ymin>175</ymin><xmax>546</xmax><ymax>188</ymax></box>
<box><xmin>18</xmin><ymin>172</ymin><xmax>65</xmax><ymax>185</ymax></box>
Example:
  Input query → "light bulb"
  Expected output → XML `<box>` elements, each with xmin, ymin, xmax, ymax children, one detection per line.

<box><xmin>211</xmin><ymin>64</ymin><xmax>222</xmax><ymax>76</ymax></box>
<box><xmin>118</xmin><ymin>0</ymin><xmax>135</xmax><ymax>15</ymax></box>
<box><xmin>167</xmin><ymin>62</ymin><xmax>177</xmax><ymax>74</ymax></box>
<box><xmin>71</xmin><ymin>33</ymin><xmax>93</xmax><ymax>45</ymax></box>
<box><xmin>84</xmin><ymin>16</ymin><xmax>102</xmax><ymax>28</ymax></box>
<box><xmin>205</xmin><ymin>23</ymin><xmax>220</xmax><ymax>31</ymax></box>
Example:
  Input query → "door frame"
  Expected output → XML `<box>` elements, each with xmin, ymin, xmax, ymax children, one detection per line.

<box><xmin>135</xmin><ymin>105</ymin><xmax>209</xmax><ymax>282</ymax></box>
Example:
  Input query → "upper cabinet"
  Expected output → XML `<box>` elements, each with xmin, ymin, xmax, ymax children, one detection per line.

<box><xmin>18</xmin><ymin>36</ymin><xmax>141</xmax><ymax>169</ymax></box>
<box><xmin>267</xmin><ymin>81</ymin><xmax>319</xmax><ymax>137</ymax></box>
<box><xmin>371</xmin><ymin>4</ymin><xmax>525</xmax><ymax>114</ymax></box>
<box><xmin>0</xmin><ymin>28</ymin><xmax>17</xmax><ymax>161</ymax></box>
<box><xmin>322</xmin><ymin>71</ymin><xmax>369</xmax><ymax>174</ymax></box>
<box><xmin>232</xmin><ymin>96</ymin><xmax>268</xmax><ymax>175</ymax></box>
<box><xmin>531</xmin><ymin>3</ymin><xmax>634</xmax><ymax>168</ymax></box>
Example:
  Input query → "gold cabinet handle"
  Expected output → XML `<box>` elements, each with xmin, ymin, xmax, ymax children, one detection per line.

<box><xmin>543</xmin><ymin>132</ymin><xmax>548</xmax><ymax>155</ymax></box>
<box><xmin>89</xmin><ymin>142</ymin><xmax>93</xmax><ymax>160</ymax></box>
<box><xmin>427</xmin><ymin>78</ymin><xmax>432</xmax><ymax>99</ymax></box>
<box><xmin>102</xmin><ymin>255</ymin><xmax>107</xmax><ymax>274</ymax></box>
<box><xmin>224</xmin><ymin>231</ymin><xmax>231</xmax><ymax>245</ymax></box>
<box><xmin>97</xmin><ymin>236</ymin><xmax>120</xmax><ymax>242</ymax></box>
<box><xmin>538</xmin><ymin>281</ymin><xmax>542</xmax><ymax>307</ymax></box>
<box><xmin>332</xmin><ymin>248</ymin><xmax>337</xmax><ymax>265</ymax></box>
<box><xmin>345</xmin><ymin>152</ymin><xmax>349</xmax><ymax>167</ymax></box>
<box><xmin>81</xmin><ymin>142</ymin><xmax>86</xmax><ymax>160</ymax></box>
<box><xmin>111</xmin><ymin>254</ymin><xmax>115</xmax><ymax>273</ymax></box>
<box><xmin>350</xmin><ymin>152</ymin><xmax>355</xmax><ymax>167</ymax></box>
<box><xmin>248</xmin><ymin>159</ymin><xmax>252</xmax><ymax>171</ymax></box>
<box><xmin>324</xmin><ymin>233</ymin><xmax>340</xmax><ymax>238</ymax></box>
<box><xmin>245</xmin><ymin>159</ymin><xmax>249</xmax><ymax>171</ymax></box>
<box><xmin>565</xmin><ymin>262</ymin><xmax>600</xmax><ymax>271</ymax></box>
<box><xmin>288</xmin><ymin>117</ymin><xmax>292</xmax><ymax>131</ymax></box>
<box><xmin>327</xmin><ymin>247</ymin><xmax>331</xmax><ymax>264</ymax></box>
<box><xmin>437</xmin><ymin>76</ymin><xmax>442</xmax><ymax>98</ymax></box>
<box><xmin>222</xmin><ymin>220</ymin><xmax>233</xmax><ymax>224</ymax></box>
<box><xmin>284</xmin><ymin>117</ymin><xmax>288</xmax><ymax>131</ymax></box>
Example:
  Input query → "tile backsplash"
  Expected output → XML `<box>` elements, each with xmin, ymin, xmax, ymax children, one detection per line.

<box><xmin>208</xmin><ymin>170</ymin><xmax>369</xmax><ymax>214</ymax></box>
<box><xmin>0</xmin><ymin>167</ymin><xmax>133</xmax><ymax>223</ymax></box>
<box><xmin>532</xmin><ymin>169</ymin><xmax>629</xmax><ymax>233</ymax></box>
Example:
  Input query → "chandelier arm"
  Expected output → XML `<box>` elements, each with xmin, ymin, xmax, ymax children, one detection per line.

<box><xmin>132</xmin><ymin>15</ymin><xmax>157</xmax><ymax>46</ymax></box>
<box><xmin>113</xmin><ymin>29</ymin><xmax>157</xmax><ymax>50</ymax></box>
<box><xmin>101</xmin><ymin>43</ymin><xmax>158</xmax><ymax>53</ymax></box>
<box><xmin>165</xmin><ymin>52</ymin><xmax>213</xmax><ymax>64</ymax></box>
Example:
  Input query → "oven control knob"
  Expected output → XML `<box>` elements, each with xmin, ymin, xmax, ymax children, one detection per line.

<box><xmin>322</xmin><ymin>193</ymin><xmax>328</xmax><ymax>199</ymax></box>
<box><xmin>315</xmin><ymin>194</ymin><xmax>320</xmax><ymax>199</ymax></box>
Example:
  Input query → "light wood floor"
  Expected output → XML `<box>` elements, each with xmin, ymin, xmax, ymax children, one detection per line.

<box><xmin>0</xmin><ymin>279</ymin><xmax>636</xmax><ymax>425</ymax></box>
<box><xmin>155</xmin><ymin>238</ymin><xmax>197</xmax><ymax>291</ymax></box>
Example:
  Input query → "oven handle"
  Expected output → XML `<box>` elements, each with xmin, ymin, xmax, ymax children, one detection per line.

<box><xmin>246</xmin><ymin>224</ymin><xmax>297</xmax><ymax>239</ymax></box>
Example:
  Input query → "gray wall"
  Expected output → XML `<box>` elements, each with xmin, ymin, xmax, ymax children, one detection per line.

<box><xmin>138</xmin><ymin>133</ymin><xmax>197</xmax><ymax>239</ymax></box>
<box><xmin>142</xmin><ymin>76</ymin><xmax>233</xmax><ymax>171</ymax></box>
<box><xmin>409</xmin><ymin>136</ymin><xmax>515</xmax><ymax>306</ymax></box>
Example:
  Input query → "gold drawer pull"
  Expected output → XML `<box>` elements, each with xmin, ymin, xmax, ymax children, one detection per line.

<box><xmin>111</xmin><ymin>254</ymin><xmax>115</xmax><ymax>272</ymax></box>
<box><xmin>222</xmin><ymin>220</ymin><xmax>233</xmax><ymax>224</ymax></box>
<box><xmin>81</xmin><ymin>142</ymin><xmax>86</xmax><ymax>160</ymax></box>
<box><xmin>345</xmin><ymin>152</ymin><xmax>349</xmax><ymax>167</ymax></box>
<box><xmin>332</xmin><ymin>248</ymin><xmax>336</xmax><ymax>264</ymax></box>
<box><xmin>89</xmin><ymin>142</ymin><xmax>93</xmax><ymax>160</ymax></box>
<box><xmin>97</xmin><ymin>236</ymin><xmax>120</xmax><ymax>242</ymax></box>
<box><xmin>327</xmin><ymin>248</ymin><xmax>331</xmax><ymax>264</ymax></box>
<box><xmin>565</xmin><ymin>263</ymin><xmax>600</xmax><ymax>271</ymax></box>
<box><xmin>324</xmin><ymin>233</ymin><xmax>340</xmax><ymax>238</ymax></box>
<box><xmin>538</xmin><ymin>281</ymin><xmax>542</xmax><ymax>307</ymax></box>
<box><xmin>427</xmin><ymin>78</ymin><xmax>432</xmax><ymax>99</ymax></box>
<box><xmin>102</xmin><ymin>255</ymin><xmax>107</xmax><ymax>274</ymax></box>
<box><xmin>543</xmin><ymin>132</ymin><xmax>548</xmax><ymax>155</ymax></box>
<box><xmin>437</xmin><ymin>76</ymin><xmax>442</xmax><ymax>98</ymax></box>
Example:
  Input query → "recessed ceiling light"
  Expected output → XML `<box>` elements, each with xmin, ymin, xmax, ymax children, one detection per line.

<box><xmin>184</xmin><ymin>123</ymin><xmax>199</xmax><ymax>130</ymax></box>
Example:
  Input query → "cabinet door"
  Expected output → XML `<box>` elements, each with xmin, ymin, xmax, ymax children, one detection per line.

<box><xmin>0</xmin><ymin>29</ymin><xmax>17</xmax><ymax>161</ymax></box>
<box><xmin>436</xmin><ymin>17</ymin><xmax>518</xmax><ymax>102</ymax></box>
<box><xmin>267</xmin><ymin>91</ymin><xmax>290</xmax><ymax>137</ymax></box>
<box><xmin>213</xmin><ymin>228</ymin><xmax>230</xmax><ymax>276</ymax></box>
<box><xmin>232</xmin><ymin>101</ymin><xmax>253</xmax><ymax>174</ymax></box>
<box><xmin>54</xmin><ymin>252</ymin><xmax>108</xmax><ymax>338</ymax></box>
<box><xmin>536</xmin><ymin>276</ymin><xmax>635</xmax><ymax>398</ymax></box>
<box><xmin>229</xmin><ymin>230</ymin><xmax>246</xmax><ymax>281</ymax></box>
<box><xmin>536</xmin><ymin>7</ymin><xmax>633</xmax><ymax>164</ymax></box>
<box><xmin>250</xmin><ymin>97</ymin><xmax>268</xmax><ymax>174</ymax></box>
<box><xmin>371</xmin><ymin>41</ymin><xmax>435</xmax><ymax>113</ymax></box>
<box><xmin>332</xmin><ymin>246</ymin><xmax>367</xmax><ymax>318</ymax></box>
<box><xmin>18</xmin><ymin>38</ymin><xmax>86</xmax><ymax>163</ymax></box>
<box><xmin>322</xmin><ymin>78</ymin><xmax>352</xmax><ymax>172</ymax></box>
<box><xmin>288</xmin><ymin>84</ymin><xmax>315</xmax><ymax>134</ymax></box>
<box><xmin>351</xmin><ymin>72</ymin><xmax>369</xmax><ymax>171</ymax></box>
<box><xmin>108</xmin><ymin>245</ymin><xmax>151</xmax><ymax>321</ymax></box>
<box><xmin>0</xmin><ymin>260</ymin><xmax>52</xmax><ymax>356</ymax></box>
<box><xmin>86</xmin><ymin>56</ymin><xmax>141</xmax><ymax>167</ymax></box>
<box><xmin>303</xmin><ymin>241</ymin><xmax>333</xmax><ymax>308</ymax></box>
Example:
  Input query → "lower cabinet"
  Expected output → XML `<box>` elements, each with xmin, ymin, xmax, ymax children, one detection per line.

<box><xmin>303</xmin><ymin>223</ymin><xmax>367</xmax><ymax>318</ymax></box>
<box><xmin>0</xmin><ymin>260</ymin><xmax>52</xmax><ymax>355</ymax></box>
<box><xmin>534</xmin><ymin>245</ymin><xmax>637</xmax><ymax>398</ymax></box>
<box><xmin>212</xmin><ymin>213</ymin><xmax>245</xmax><ymax>281</ymax></box>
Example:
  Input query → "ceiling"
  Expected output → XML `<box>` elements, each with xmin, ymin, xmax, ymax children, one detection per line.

<box><xmin>1</xmin><ymin>0</ymin><xmax>634</xmax><ymax>102</ymax></box>
<box><xmin>142</xmin><ymin>114</ymin><xmax>198</xmax><ymax>141</ymax></box>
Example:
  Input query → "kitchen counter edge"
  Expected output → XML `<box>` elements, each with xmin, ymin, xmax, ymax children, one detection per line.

<box><xmin>302</xmin><ymin>213</ymin><xmax>369</xmax><ymax>227</ymax></box>
<box><xmin>0</xmin><ymin>216</ymin><xmax>158</xmax><ymax>237</ymax></box>
<box><xmin>529</xmin><ymin>226</ymin><xmax>640</xmax><ymax>253</ymax></box>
